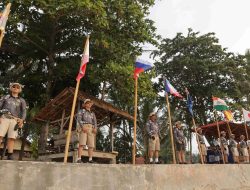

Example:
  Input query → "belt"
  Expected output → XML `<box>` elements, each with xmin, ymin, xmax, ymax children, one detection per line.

<box><xmin>83</xmin><ymin>123</ymin><xmax>93</xmax><ymax>125</ymax></box>
<box><xmin>2</xmin><ymin>114</ymin><xmax>15</xmax><ymax>119</ymax></box>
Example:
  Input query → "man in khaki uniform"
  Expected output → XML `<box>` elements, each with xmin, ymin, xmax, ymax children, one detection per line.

<box><xmin>0</xmin><ymin>83</ymin><xmax>26</xmax><ymax>160</ymax></box>
<box><xmin>197</xmin><ymin>128</ymin><xmax>207</xmax><ymax>163</ymax></box>
<box><xmin>76</xmin><ymin>99</ymin><xmax>97</xmax><ymax>163</ymax></box>
<box><xmin>239</xmin><ymin>135</ymin><xmax>249</xmax><ymax>163</ymax></box>
<box><xmin>220</xmin><ymin>131</ymin><xmax>229</xmax><ymax>163</ymax></box>
<box><xmin>146</xmin><ymin>112</ymin><xmax>161</xmax><ymax>164</ymax></box>
<box><xmin>229</xmin><ymin>134</ymin><xmax>239</xmax><ymax>163</ymax></box>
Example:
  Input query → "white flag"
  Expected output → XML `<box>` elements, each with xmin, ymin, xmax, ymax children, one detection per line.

<box><xmin>243</xmin><ymin>108</ymin><xmax>250</xmax><ymax>122</ymax></box>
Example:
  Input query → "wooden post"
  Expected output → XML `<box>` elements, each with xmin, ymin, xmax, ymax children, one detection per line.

<box><xmin>110</xmin><ymin>114</ymin><xmax>114</xmax><ymax>152</ymax></box>
<box><xmin>165</xmin><ymin>92</ymin><xmax>176</xmax><ymax>164</ymax></box>
<box><xmin>38</xmin><ymin>121</ymin><xmax>49</xmax><ymax>154</ymax></box>
<box><xmin>192</xmin><ymin>118</ymin><xmax>204</xmax><ymax>164</ymax></box>
<box><xmin>59</xmin><ymin>109</ymin><xmax>65</xmax><ymax>134</ymax></box>
<box><xmin>214</xmin><ymin>111</ymin><xmax>225</xmax><ymax>164</ymax></box>
<box><xmin>132</xmin><ymin>77</ymin><xmax>138</xmax><ymax>165</ymax></box>
<box><xmin>244</xmin><ymin>121</ymin><xmax>249</xmax><ymax>141</ymax></box>
<box><xmin>63</xmin><ymin>79</ymin><xmax>80</xmax><ymax>163</ymax></box>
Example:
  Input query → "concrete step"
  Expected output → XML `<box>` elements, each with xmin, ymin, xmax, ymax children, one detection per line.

<box><xmin>0</xmin><ymin>161</ymin><xmax>249</xmax><ymax>190</ymax></box>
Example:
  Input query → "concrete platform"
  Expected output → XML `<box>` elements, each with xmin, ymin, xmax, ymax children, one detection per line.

<box><xmin>0</xmin><ymin>161</ymin><xmax>249</xmax><ymax>190</ymax></box>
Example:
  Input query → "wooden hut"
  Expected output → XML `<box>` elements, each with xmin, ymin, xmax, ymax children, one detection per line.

<box><xmin>34</xmin><ymin>87</ymin><xmax>133</xmax><ymax>163</ymax></box>
<box><xmin>198</xmin><ymin>121</ymin><xmax>250</xmax><ymax>141</ymax></box>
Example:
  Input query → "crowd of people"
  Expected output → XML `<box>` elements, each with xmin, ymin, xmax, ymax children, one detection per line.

<box><xmin>0</xmin><ymin>82</ymin><xmax>250</xmax><ymax>164</ymax></box>
<box><xmin>146</xmin><ymin>112</ymin><xmax>250</xmax><ymax>164</ymax></box>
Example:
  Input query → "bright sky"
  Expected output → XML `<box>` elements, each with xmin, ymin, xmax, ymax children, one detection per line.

<box><xmin>144</xmin><ymin>0</ymin><xmax>250</xmax><ymax>57</ymax></box>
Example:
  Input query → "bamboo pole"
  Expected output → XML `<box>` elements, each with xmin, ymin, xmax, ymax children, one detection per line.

<box><xmin>132</xmin><ymin>77</ymin><xmax>138</xmax><ymax>165</ymax></box>
<box><xmin>214</xmin><ymin>110</ymin><xmax>225</xmax><ymax>164</ymax></box>
<box><xmin>192</xmin><ymin>118</ymin><xmax>204</xmax><ymax>164</ymax></box>
<box><xmin>63</xmin><ymin>80</ymin><xmax>80</xmax><ymax>163</ymax></box>
<box><xmin>0</xmin><ymin>3</ymin><xmax>11</xmax><ymax>47</ymax></box>
<box><xmin>63</xmin><ymin>36</ymin><xmax>89</xmax><ymax>163</ymax></box>
<box><xmin>243</xmin><ymin>120</ymin><xmax>249</xmax><ymax>141</ymax></box>
<box><xmin>226</xmin><ymin>121</ymin><xmax>232</xmax><ymax>136</ymax></box>
<box><xmin>165</xmin><ymin>92</ymin><xmax>176</xmax><ymax>164</ymax></box>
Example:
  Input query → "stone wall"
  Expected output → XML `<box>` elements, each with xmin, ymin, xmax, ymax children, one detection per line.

<box><xmin>0</xmin><ymin>161</ymin><xmax>249</xmax><ymax>190</ymax></box>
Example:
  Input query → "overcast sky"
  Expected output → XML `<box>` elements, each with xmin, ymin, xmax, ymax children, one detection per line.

<box><xmin>144</xmin><ymin>0</ymin><xmax>250</xmax><ymax>153</ymax></box>
<box><xmin>144</xmin><ymin>0</ymin><xmax>250</xmax><ymax>58</ymax></box>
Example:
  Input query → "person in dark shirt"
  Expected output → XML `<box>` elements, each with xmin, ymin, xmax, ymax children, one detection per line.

<box><xmin>229</xmin><ymin>134</ymin><xmax>239</xmax><ymax>164</ymax></box>
<box><xmin>174</xmin><ymin>121</ymin><xmax>186</xmax><ymax>164</ymax></box>
<box><xmin>0</xmin><ymin>83</ymin><xmax>27</xmax><ymax>160</ymax></box>
<box><xmin>76</xmin><ymin>99</ymin><xmax>97</xmax><ymax>163</ymax></box>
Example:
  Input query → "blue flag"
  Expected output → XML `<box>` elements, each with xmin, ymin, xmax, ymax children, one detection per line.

<box><xmin>187</xmin><ymin>93</ymin><xmax>193</xmax><ymax>116</ymax></box>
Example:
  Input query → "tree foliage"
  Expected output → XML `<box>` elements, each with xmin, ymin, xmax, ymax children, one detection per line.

<box><xmin>153</xmin><ymin>29</ymin><xmax>248</xmax><ymax>125</ymax></box>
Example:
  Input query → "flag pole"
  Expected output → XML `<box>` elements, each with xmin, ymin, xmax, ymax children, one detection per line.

<box><xmin>132</xmin><ymin>77</ymin><xmax>138</xmax><ymax>165</ymax></box>
<box><xmin>242</xmin><ymin>110</ymin><xmax>249</xmax><ymax>141</ymax></box>
<box><xmin>63</xmin><ymin>79</ymin><xmax>80</xmax><ymax>163</ymax></box>
<box><xmin>0</xmin><ymin>3</ymin><xmax>11</xmax><ymax>47</ymax></box>
<box><xmin>214</xmin><ymin>110</ymin><xmax>225</xmax><ymax>164</ymax></box>
<box><xmin>192</xmin><ymin>117</ymin><xmax>204</xmax><ymax>164</ymax></box>
<box><xmin>226</xmin><ymin>121</ymin><xmax>232</xmax><ymax>136</ymax></box>
<box><xmin>165</xmin><ymin>92</ymin><xmax>176</xmax><ymax>164</ymax></box>
<box><xmin>244</xmin><ymin>121</ymin><xmax>249</xmax><ymax>141</ymax></box>
<box><xmin>63</xmin><ymin>36</ymin><xmax>89</xmax><ymax>163</ymax></box>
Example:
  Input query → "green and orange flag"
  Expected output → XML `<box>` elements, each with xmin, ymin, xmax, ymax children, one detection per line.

<box><xmin>212</xmin><ymin>97</ymin><xmax>228</xmax><ymax>111</ymax></box>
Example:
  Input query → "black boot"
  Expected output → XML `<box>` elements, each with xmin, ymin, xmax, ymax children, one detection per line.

<box><xmin>7</xmin><ymin>153</ymin><xmax>13</xmax><ymax>160</ymax></box>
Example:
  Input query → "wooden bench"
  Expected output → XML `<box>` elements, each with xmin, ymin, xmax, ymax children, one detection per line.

<box><xmin>39</xmin><ymin>131</ymin><xmax>118</xmax><ymax>163</ymax></box>
<box><xmin>39</xmin><ymin>150</ymin><xmax>118</xmax><ymax>164</ymax></box>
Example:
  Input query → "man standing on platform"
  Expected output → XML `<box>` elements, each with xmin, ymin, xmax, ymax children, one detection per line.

<box><xmin>239</xmin><ymin>135</ymin><xmax>249</xmax><ymax>163</ymax></box>
<box><xmin>220</xmin><ymin>131</ymin><xmax>229</xmax><ymax>163</ymax></box>
<box><xmin>0</xmin><ymin>83</ymin><xmax>27</xmax><ymax>160</ymax></box>
<box><xmin>229</xmin><ymin>134</ymin><xmax>239</xmax><ymax>164</ymax></box>
<box><xmin>146</xmin><ymin>112</ymin><xmax>161</xmax><ymax>164</ymax></box>
<box><xmin>174</xmin><ymin>121</ymin><xmax>186</xmax><ymax>164</ymax></box>
<box><xmin>197</xmin><ymin>128</ymin><xmax>207</xmax><ymax>163</ymax></box>
<box><xmin>76</xmin><ymin>99</ymin><xmax>97</xmax><ymax>163</ymax></box>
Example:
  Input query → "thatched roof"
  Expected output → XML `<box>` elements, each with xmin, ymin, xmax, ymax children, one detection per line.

<box><xmin>34</xmin><ymin>87</ymin><xmax>133</xmax><ymax>126</ymax></box>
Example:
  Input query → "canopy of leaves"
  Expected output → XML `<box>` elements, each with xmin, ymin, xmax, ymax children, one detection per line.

<box><xmin>153</xmin><ymin>29</ymin><xmax>248</xmax><ymax>125</ymax></box>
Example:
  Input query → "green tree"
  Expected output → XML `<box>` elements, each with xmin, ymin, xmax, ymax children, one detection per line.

<box><xmin>0</xmin><ymin>0</ymin><xmax>157</xmax><ymax>158</ymax></box>
<box><xmin>153</xmin><ymin>29</ymin><xmax>246</xmax><ymax>125</ymax></box>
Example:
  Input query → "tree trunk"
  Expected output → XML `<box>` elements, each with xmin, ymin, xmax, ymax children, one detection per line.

<box><xmin>38</xmin><ymin>122</ymin><xmax>49</xmax><ymax>154</ymax></box>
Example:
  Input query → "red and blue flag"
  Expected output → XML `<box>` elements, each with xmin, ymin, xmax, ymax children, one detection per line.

<box><xmin>134</xmin><ymin>58</ymin><xmax>154</xmax><ymax>78</ymax></box>
<box><xmin>165</xmin><ymin>79</ymin><xmax>183</xmax><ymax>98</ymax></box>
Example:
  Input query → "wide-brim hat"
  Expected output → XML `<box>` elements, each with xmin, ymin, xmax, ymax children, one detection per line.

<box><xmin>149</xmin><ymin>112</ymin><xmax>156</xmax><ymax>117</ymax></box>
<box><xmin>83</xmin><ymin>99</ymin><xmax>93</xmax><ymax>105</ymax></box>
<box><xmin>240</xmin><ymin>135</ymin><xmax>245</xmax><ymax>138</ymax></box>
<box><xmin>220</xmin><ymin>131</ymin><xmax>226</xmax><ymax>135</ymax></box>
<box><xmin>9</xmin><ymin>82</ymin><xmax>24</xmax><ymax>89</ymax></box>
<box><xmin>175</xmin><ymin>121</ymin><xmax>181</xmax><ymax>126</ymax></box>
<box><xmin>197</xmin><ymin>128</ymin><xmax>202</xmax><ymax>132</ymax></box>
